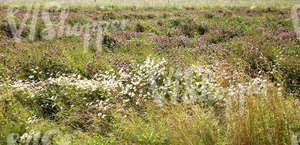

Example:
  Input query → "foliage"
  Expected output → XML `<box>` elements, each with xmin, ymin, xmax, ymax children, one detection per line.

<box><xmin>0</xmin><ymin>5</ymin><xmax>299</xmax><ymax>145</ymax></box>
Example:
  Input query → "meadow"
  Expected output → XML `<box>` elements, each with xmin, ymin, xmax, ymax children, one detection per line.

<box><xmin>0</xmin><ymin>0</ymin><xmax>300</xmax><ymax>144</ymax></box>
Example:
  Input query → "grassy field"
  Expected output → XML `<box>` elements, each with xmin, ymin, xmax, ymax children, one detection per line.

<box><xmin>0</xmin><ymin>0</ymin><xmax>299</xmax><ymax>8</ymax></box>
<box><xmin>0</xmin><ymin>0</ymin><xmax>300</xmax><ymax>144</ymax></box>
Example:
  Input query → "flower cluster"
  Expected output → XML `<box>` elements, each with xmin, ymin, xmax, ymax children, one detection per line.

<box><xmin>95</xmin><ymin>57</ymin><xmax>225</xmax><ymax>106</ymax></box>
<box><xmin>225</xmin><ymin>77</ymin><xmax>284</xmax><ymax>116</ymax></box>
<box><xmin>9</xmin><ymin>80</ymin><xmax>46</xmax><ymax>98</ymax></box>
<box><xmin>227</xmin><ymin>78</ymin><xmax>270</xmax><ymax>97</ymax></box>
<box><xmin>48</xmin><ymin>74</ymin><xmax>100</xmax><ymax>92</ymax></box>
<box><xmin>6</xmin><ymin>56</ymin><xmax>282</xmax><ymax>111</ymax></box>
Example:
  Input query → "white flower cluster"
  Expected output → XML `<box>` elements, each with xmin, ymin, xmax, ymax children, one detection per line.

<box><xmin>85</xmin><ymin>98</ymin><xmax>113</xmax><ymax>119</ymax></box>
<box><xmin>227</xmin><ymin>77</ymin><xmax>282</xmax><ymax>98</ymax></box>
<box><xmin>27</xmin><ymin>115</ymin><xmax>38</xmax><ymax>124</ymax></box>
<box><xmin>9</xmin><ymin>80</ymin><xmax>46</xmax><ymax>98</ymax></box>
<box><xmin>48</xmin><ymin>74</ymin><xmax>100</xmax><ymax>92</ymax></box>
<box><xmin>95</xmin><ymin>71</ymin><xmax>122</xmax><ymax>95</ymax></box>
<box><xmin>6</xmin><ymin>56</ymin><xmax>283</xmax><ymax>109</ymax></box>
<box><xmin>19</xmin><ymin>130</ymin><xmax>39</xmax><ymax>144</ymax></box>
<box><xmin>8</xmin><ymin>75</ymin><xmax>101</xmax><ymax>98</ymax></box>
<box><xmin>225</xmin><ymin>77</ymin><xmax>283</xmax><ymax>116</ymax></box>
<box><xmin>184</xmin><ymin>65</ymin><xmax>225</xmax><ymax>102</ymax></box>
<box><xmin>95</xmin><ymin>57</ymin><xmax>225</xmax><ymax>105</ymax></box>
<box><xmin>5</xmin><ymin>57</ymin><xmax>227</xmax><ymax>106</ymax></box>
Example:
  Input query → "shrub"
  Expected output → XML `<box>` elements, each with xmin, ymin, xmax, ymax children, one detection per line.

<box><xmin>103</xmin><ymin>34</ymin><xmax>117</xmax><ymax>51</ymax></box>
<box><xmin>135</xmin><ymin>21</ymin><xmax>160</xmax><ymax>34</ymax></box>
<box><xmin>102</xmin><ymin>12</ymin><xmax>120</xmax><ymax>20</ymax></box>
<box><xmin>181</xmin><ymin>22</ymin><xmax>208</xmax><ymax>37</ymax></box>
<box><xmin>204</xmin><ymin>12</ymin><xmax>215</xmax><ymax>19</ymax></box>
<box><xmin>0</xmin><ymin>22</ymin><xmax>13</xmax><ymax>38</ymax></box>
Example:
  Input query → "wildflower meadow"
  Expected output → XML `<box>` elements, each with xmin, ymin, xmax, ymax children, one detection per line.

<box><xmin>0</xmin><ymin>0</ymin><xmax>299</xmax><ymax>144</ymax></box>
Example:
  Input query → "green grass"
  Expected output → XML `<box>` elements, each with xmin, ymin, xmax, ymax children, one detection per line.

<box><xmin>1</xmin><ymin>0</ymin><xmax>299</xmax><ymax>9</ymax></box>
<box><xmin>0</xmin><ymin>1</ymin><xmax>300</xmax><ymax>145</ymax></box>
